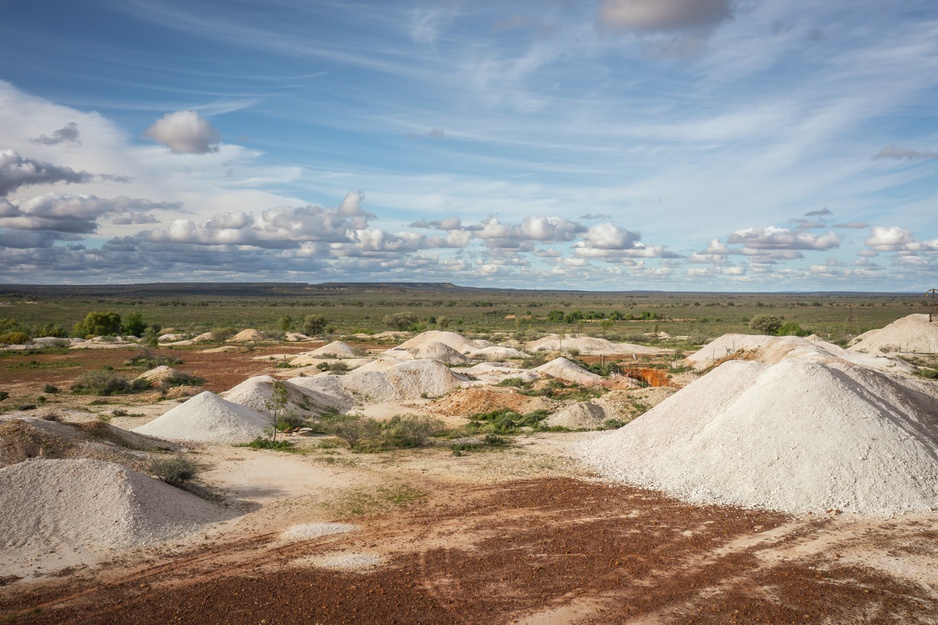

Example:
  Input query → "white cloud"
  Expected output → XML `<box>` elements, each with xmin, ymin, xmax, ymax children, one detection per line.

<box><xmin>0</xmin><ymin>193</ymin><xmax>175</xmax><ymax>235</ymax></box>
<box><xmin>0</xmin><ymin>150</ymin><xmax>90</xmax><ymax>196</ymax></box>
<box><xmin>580</xmin><ymin>223</ymin><xmax>640</xmax><ymax>250</ymax></box>
<box><xmin>727</xmin><ymin>227</ymin><xmax>840</xmax><ymax>251</ymax></box>
<box><xmin>865</xmin><ymin>226</ymin><xmax>938</xmax><ymax>254</ymax></box>
<box><xmin>145</xmin><ymin>110</ymin><xmax>221</xmax><ymax>154</ymax></box>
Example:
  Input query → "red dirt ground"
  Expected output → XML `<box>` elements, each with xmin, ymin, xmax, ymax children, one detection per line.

<box><xmin>1</xmin><ymin>478</ymin><xmax>935</xmax><ymax>625</ymax></box>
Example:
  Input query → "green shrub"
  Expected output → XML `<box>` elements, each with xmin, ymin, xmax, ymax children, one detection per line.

<box><xmin>749</xmin><ymin>314</ymin><xmax>783</xmax><ymax>335</ymax></box>
<box><xmin>382</xmin><ymin>311</ymin><xmax>418</xmax><ymax>331</ymax></box>
<box><xmin>467</xmin><ymin>408</ymin><xmax>550</xmax><ymax>434</ymax></box>
<box><xmin>381</xmin><ymin>415</ymin><xmax>443</xmax><ymax>448</ymax></box>
<box><xmin>0</xmin><ymin>390</ymin><xmax>8</xmax><ymax>402</ymax></box>
<box><xmin>326</xmin><ymin>415</ymin><xmax>381</xmax><ymax>448</ymax></box>
<box><xmin>71</xmin><ymin>370</ymin><xmax>149</xmax><ymax>395</ymax></box>
<box><xmin>247</xmin><ymin>437</ymin><xmax>295</xmax><ymax>451</ymax></box>
<box><xmin>74</xmin><ymin>311</ymin><xmax>122</xmax><ymax>337</ymax></box>
<box><xmin>303</xmin><ymin>314</ymin><xmax>328</xmax><ymax>335</ymax></box>
<box><xmin>776</xmin><ymin>321</ymin><xmax>809</xmax><ymax>337</ymax></box>
<box><xmin>151</xmin><ymin>457</ymin><xmax>198</xmax><ymax>486</ymax></box>
<box><xmin>0</xmin><ymin>331</ymin><xmax>30</xmax><ymax>344</ymax></box>
<box><xmin>122</xmin><ymin>312</ymin><xmax>147</xmax><ymax>337</ymax></box>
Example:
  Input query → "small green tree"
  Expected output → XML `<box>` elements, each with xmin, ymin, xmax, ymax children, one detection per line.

<box><xmin>122</xmin><ymin>312</ymin><xmax>147</xmax><ymax>337</ymax></box>
<box><xmin>76</xmin><ymin>311</ymin><xmax>122</xmax><ymax>337</ymax></box>
<box><xmin>777</xmin><ymin>320</ymin><xmax>809</xmax><ymax>337</ymax></box>
<box><xmin>264</xmin><ymin>380</ymin><xmax>290</xmax><ymax>442</ymax></box>
<box><xmin>382</xmin><ymin>311</ymin><xmax>418</xmax><ymax>331</ymax></box>
<box><xmin>327</xmin><ymin>415</ymin><xmax>381</xmax><ymax>448</ymax></box>
<box><xmin>749</xmin><ymin>314</ymin><xmax>783</xmax><ymax>335</ymax></box>
<box><xmin>303</xmin><ymin>314</ymin><xmax>328</xmax><ymax>336</ymax></box>
<box><xmin>211</xmin><ymin>327</ymin><xmax>237</xmax><ymax>345</ymax></box>
<box><xmin>278</xmin><ymin>316</ymin><xmax>293</xmax><ymax>332</ymax></box>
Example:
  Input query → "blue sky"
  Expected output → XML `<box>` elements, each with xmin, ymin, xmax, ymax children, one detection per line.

<box><xmin>0</xmin><ymin>0</ymin><xmax>936</xmax><ymax>290</ymax></box>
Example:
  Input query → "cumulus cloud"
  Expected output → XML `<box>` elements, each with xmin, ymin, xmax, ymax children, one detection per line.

<box><xmin>139</xmin><ymin>192</ymin><xmax>375</xmax><ymax>249</ymax></box>
<box><xmin>864</xmin><ymin>226</ymin><xmax>913</xmax><ymax>251</ymax></box>
<box><xmin>0</xmin><ymin>193</ymin><xmax>181</xmax><ymax>236</ymax></box>
<box><xmin>573</xmin><ymin>223</ymin><xmax>679</xmax><ymax>262</ymax></box>
<box><xmin>145</xmin><ymin>110</ymin><xmax>221</xmax><ymax>154</ymax></box>
<box><xmin>580</xmin><ymin>223</ymin><xmax>640</xmax><ymax>249</ymax></box>
<box><xmin>31</xmin><ymin>122</ymin><xmax>81</xmax><ymax>146</ymax></box>
<box><xmin>476</xmin><ymin>216</ymin><xmax>583</xmax><ymax>248</ymax></box>
<box><xmin>597</xmin><ymin>0</ymin><xmax>732</xmax><ymax>33</ymax></box>
<box><xmin>864</xmin><ymin>226</ymin><xmax>938</xmax><ymax>254</ymax></box>
<box><xmin>727</xmin><ymin>227</ymin><xmax>840</xmax><ymax>251</ymax></box>
<box><xmin>0</xmin><ymin>150</ymin><xmax>91</xmax><ymax>195</ymax></box>
<box><xmin>874</xmin><ymin>145</ymin><xmax>938</xmax><ymax>160</ymax></box>
<box><xmin>411</xmin><ymin>216</ymin><xmax>469</xmax><ymax>231</ymax></box>
<box><xmin>111</xmin><ymin>212</ymin><xmax>160</xmax><ymax>225</ymax></box>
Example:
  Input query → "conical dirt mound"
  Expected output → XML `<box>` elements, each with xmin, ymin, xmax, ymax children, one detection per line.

<box><xmin>580</xmin><ymin>358</ymin><xmax>938</xmax><ymax>514</ymax></box>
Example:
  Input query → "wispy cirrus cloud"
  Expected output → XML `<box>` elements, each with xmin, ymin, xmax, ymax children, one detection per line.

<box><xmin>874</xmin><ymin>145</ymin><xmax>938</xmax><ymax>160</ymax></box>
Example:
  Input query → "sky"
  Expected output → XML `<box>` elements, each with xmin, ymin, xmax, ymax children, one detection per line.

<box><xmin>0</xmin><ymin>0</ymin><xmax>936</xmax><ymax>291</ymax></box>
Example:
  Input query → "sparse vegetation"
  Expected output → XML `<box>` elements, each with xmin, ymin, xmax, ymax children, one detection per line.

<box><xmin>70</xmin><ymin>370</ymin><xmax>149</xmax><ymax>395</ymax></box>
<box><xmin>150</xmin><ymin>457</ymin><xmax>198</xmax><ymax>486</ymax></box>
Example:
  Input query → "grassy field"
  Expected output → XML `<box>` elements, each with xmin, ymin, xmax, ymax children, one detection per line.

<box><xmin>0</xmin><ymin>282</ymin><xmax>933</xmax><ymax>348</ymax></box>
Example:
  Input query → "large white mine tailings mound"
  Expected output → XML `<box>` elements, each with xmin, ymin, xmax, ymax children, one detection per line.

<box><xmin>406</xmin><ymin>341</ymin><xmax>470</xmax><ymax>365</ymax></box>
<box><xmin>395</xmin><ymin>330</ymin><xmax>491</xmax><ymax>354</ymax></box>
<box><xmin>525</xmin><ymin>334</ymin><xmax>670</xmax><ymax>356</ymax></box>
<box><xmin>341</xmin><ymin>359</ymin><xmax>467</xmax><ymax>402</ymax></box>
<box><xmin>534</xmin><ymin>358</ymin><xmax>603</xmax><ymax>385</ymax></box>
<box><xmin>579</xmin><ymin>358</ymin><xmax>938</xmax><ymax>515</ymax></box>
<box><xmin>306</xmin><ymin>340</ymin><xmax>359</xmax><ymax>358</ymax></box>
<box><xmin>134</xmin><ymin>391</ymin><xmax>269</xmax><ymax>443</ymax></box>
<box><xmin>849</xmin><ymin>314</ymin><xmax>938</xmax><ymax>355</ymax></box>
<box><xmin>0</xmin><ymin>459</ymin><xmax>220</xmax><ymax>555</ymax></box>
<box><xmin>688</xmin><ymin>333</ymin><xmax>914</xmax><ymax>374</ymax></box>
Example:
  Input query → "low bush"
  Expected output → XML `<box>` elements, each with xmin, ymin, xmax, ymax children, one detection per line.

<box><xmin>247</xmin><ymin>437</ymin><xmax>295</xmax><ymax>451</ymax></box>
<box><xmin>71</xmin><ymin>370</ymin><xmax>149</xmax><ymax>395</ymax></box>
<box><xmin>151</xmin><ymin>456</ymin><xmax>198</xmax><ymax>486</ymax></box>
<box><xmin>0</xmin><ymin>331</ymin><xmax>30</xmax><ymax>344</ymax></box>
<box><xmin>326</xmin><ymin>415</ymin><xmax>382</xmax><ymax>448</ymax></box>
<box><xmin>466</xmin><ymin>408</ymin><xmax>551</xmax><ymax>434</ymax></box>
<box><xmin>381</xmin><ymin>415</ymin><xmax>444</xmax><ymax>448</ymax></box>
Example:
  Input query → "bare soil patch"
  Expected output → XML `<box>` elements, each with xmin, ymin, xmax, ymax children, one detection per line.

<box><xmin>1</xmin><ymin>477</ymin><xmax>936</xmax><ymax>624</ymax></box>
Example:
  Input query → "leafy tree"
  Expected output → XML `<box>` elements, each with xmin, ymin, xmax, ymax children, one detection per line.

<box><xmin>749</xmin><ymin>314</ymin><xmax>783</xmax><ymax>335</ymax></box>
<box><xmin>777</xmin><ymin>320</ymin><xmax>809</xmax><ymax>337</ymax></box>
<box><xmin>278</xmin><ymin>316</ymin><xmax>293</xmax><ymax>332</ymax></box>
<box><xmin>123</xmin><ymin>312</ymin><xmax>147</xmax><ymax>337</ymax></box>
<box><xmin>211</xmin><ymin>327</ymin><xmax>237</xmax><ymax>344</ymax></box>
<box><xmin>75</xmin><ymin>311</ymin><xmax>122</xmax><ymax>337</ymax></box>
<box><xmin>547</xmin><ymin>310</ymin><xmax>565</xmax><ymax>322</ymax></box>
<box><xmin>303</xmin><ymin>314</ymin><xmax>328</xmax><ymax>335</ymax></box>
<box><xmin>382</xmin><ymin>312</ymin><xmax>418</xmax><ymax>331</ymax></box>
<box><xmin>263</xmin><ymin>380</ymin><xmax>291</xmax><ymax>442</ymax></box>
